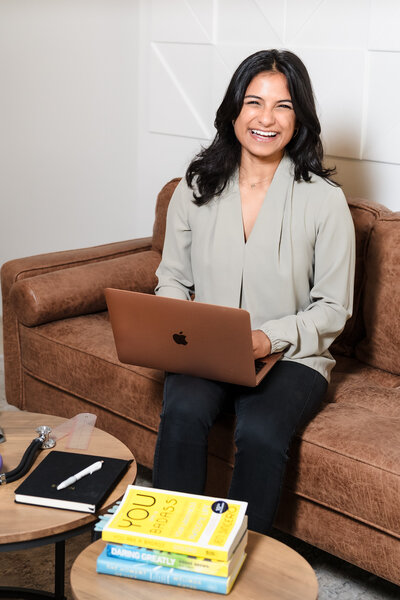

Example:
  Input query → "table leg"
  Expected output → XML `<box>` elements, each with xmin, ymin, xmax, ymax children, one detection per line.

<box><xmin>54</xmin><ymin>541</ymin><xmax>65</xmax><ymax>600</ymax></box>
<box><xmin>0</xmin><ymin>541</ymin><xmax>66</xmax><ymax>599</ymax></box>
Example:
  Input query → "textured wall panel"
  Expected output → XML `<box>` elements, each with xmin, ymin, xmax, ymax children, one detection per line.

<box><xmin>331</xmin><ymin>157</ymin><xmax>400</xmax><ymax>212</ymax></box>
<box><xmin>187</xmin><ymin>0</ymin><xmax>215</xmax><ymax>41</ymax></box>
<box><xmin>295</xmin><ymin>47</ymin><xmax>365</xmax><ymax>159</ymax></box>
<box><xmin>217</xmin><ymin>0</ymin><xmax>283</xmax><ymax>45</ymax></box>
<box><xmin>286</xmin><ymin>0</ymin><xmax>369</xmax><ymax>47</ymax></box>
<box><xmin>149</xmin><ymin>43</ymin><xmax>213</xmax><ymax>139</ymax></box>
<box><xmin>253</xmin><ymin>0</ymin><xmax>285</xmax><ymax>42</ymax></box>
<box><xmin>369</xmin><ymin>0</ymin><xmax>400</xmax><ymax>51</ymax></box>
<box><xmin>135</xmin><ymin>132</ymin><xmax>204</xmax><ymax>235</ymax></box>
<box><xmin>151</xmin><ymin>0</ymin><xmax>212</xmax><ymax>43</ymax></box>
<box><xmin>214</xmin><ymin>43</ymin><xmax>265</xmax><ymax>74</ymax></box>
<box><xmin>363</xmin><ymin>51</ymin><xmax>400</xmax><ymax>164</ymax></box>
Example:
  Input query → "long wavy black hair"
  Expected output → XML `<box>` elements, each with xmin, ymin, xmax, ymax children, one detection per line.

<box><xmin>186</xmin><ymin>49</ymin><xmax>337</xmax><ymax>205</ymax></box>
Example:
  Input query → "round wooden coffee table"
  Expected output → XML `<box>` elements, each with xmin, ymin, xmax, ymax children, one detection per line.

<box><xmin>70</xmin><ymin>533</ymin><xmax>318</xmax><ymax>600</ymax></box>
<box><xmin>0</xmin><ymin>411</ymin><xmax>136</xmax><ymax>600</ymax></box>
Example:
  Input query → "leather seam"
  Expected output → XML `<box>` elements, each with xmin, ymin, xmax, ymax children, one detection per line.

<box><xmin>293</xmin><ymin>436</ymin><xmax>400</xmax><ymax>476</ymax></box>
<box><xmin>14</xmin><ymin>244</ymin><xmax>152</xmax><ymax>282</ymax></box>
<box><xmin>22</xmin><ymin>369</ymin><xmax>160</xmax><ymax>434</ymax></box>
<box><xmin>21</xmin><ymin>324</ymin><xmax>164</xmax><ymax>386</ymax></box>
<box><xmin>284</xmin><ymin>488</ymin><xmax>400</xmax><ymax>539</ymax></box>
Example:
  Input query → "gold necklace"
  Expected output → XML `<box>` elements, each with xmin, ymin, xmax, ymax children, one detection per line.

<box><xmin>239</xmin><ymin>175</ymin><xmax>272</xmax><ymax>189</ymax></box>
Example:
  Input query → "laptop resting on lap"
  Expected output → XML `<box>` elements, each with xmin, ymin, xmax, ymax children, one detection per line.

<box><xmin>105</xmin><ymin>288</ymin><xmax>283</xmax><ymax>387</ymax></box>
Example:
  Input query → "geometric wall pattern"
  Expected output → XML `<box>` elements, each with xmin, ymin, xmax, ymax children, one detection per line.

<box><xmin>136</xmin><ymin>0</ymin><xmax>400</xmax><ymax>230</ymax></box>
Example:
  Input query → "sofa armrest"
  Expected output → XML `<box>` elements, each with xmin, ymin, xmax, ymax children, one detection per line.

<box><xmin>0</xmin><ymin>237</ymin><xmax>154</xmax><ymax>408</ymax></box>
<box><xmin>9</xmin><ymin>249</ymin><xmax>161</xmax><ymax>326</ymax></box>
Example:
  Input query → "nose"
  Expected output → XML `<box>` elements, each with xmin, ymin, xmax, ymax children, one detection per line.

<box><xmin>258</xmin><ymin>106</ymin><xmax>275</xmax><ymax>127</ymax></box>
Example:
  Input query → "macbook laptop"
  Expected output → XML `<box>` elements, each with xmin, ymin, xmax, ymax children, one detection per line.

<box><xmin>105</xmin><ymin>288</ymin><xmax>283</xmax><ymax>387</ymax></box>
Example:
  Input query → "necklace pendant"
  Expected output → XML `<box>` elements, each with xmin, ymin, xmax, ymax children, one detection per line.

<box><xmin>250</xmin><ymin>183</ymin><xmax>256</xmax><ymax>189</ymax></box>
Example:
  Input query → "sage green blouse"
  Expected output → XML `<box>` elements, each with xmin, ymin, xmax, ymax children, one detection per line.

<box><xmin>155</xmin><ymin>154</ymin><xmax>355</xmax><ymax>381</ymax></box>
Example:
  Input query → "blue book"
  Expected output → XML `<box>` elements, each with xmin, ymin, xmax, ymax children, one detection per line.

<box><xmin>96</xmin><ymin>547</ymin><xmax>246</xmax><ymax>594</ymax></box>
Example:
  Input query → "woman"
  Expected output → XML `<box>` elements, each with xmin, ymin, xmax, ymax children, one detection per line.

<box><xmin>152</xmin><ymin>49</ymin><xmax>355</xmax><ymax>534</ymax></box>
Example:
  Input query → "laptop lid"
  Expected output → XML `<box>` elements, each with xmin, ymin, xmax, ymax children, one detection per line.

<box><xmin>105</xmin><ymin>288</ymin><xmax>282</xmax><ymax>387</ymax></box>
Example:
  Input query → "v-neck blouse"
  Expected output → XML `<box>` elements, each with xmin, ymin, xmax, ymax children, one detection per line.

<box><xmin>155</xmin><ymin>155</ymin><xmax>355</xmax><ymax>381</ymax></box>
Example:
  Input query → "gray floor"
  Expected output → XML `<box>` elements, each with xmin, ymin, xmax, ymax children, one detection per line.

<box><xmin>1</xmin><ymin>322</ymin><xmax>398</xmax><ymax>599</ymax></box>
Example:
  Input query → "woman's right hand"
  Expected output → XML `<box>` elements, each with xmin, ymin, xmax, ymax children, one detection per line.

<box><xmin>252</xmin><ymin>330</ymin><xmax>271</xmax><ymax>359</ymax></box>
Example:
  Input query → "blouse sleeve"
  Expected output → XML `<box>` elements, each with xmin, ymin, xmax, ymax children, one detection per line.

<box><xmin>260</xmin><ymin>188</ymin><xmax>356</xmax><ymax>358</ymax></box>
<box><xmin>155</xmin><ymin>179</ymin><xmax>194</xmax><ymax>301</ymax></box>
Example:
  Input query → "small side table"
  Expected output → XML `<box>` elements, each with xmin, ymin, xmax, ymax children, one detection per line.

<box><xmin>70</xmin><ymin>533</ymin><xmax>318</xmax><ymax>600</ymax></box>
<box><xmin>0</xmin><ymin>411</ymin><xmax>136</xmax><ymax>600</ymax></box>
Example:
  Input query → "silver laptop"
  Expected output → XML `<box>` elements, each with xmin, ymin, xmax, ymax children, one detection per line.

<box><xmin>105</xmin><ymin>288</ymin><xmax>283</xmax><ymax>387</ymax></box>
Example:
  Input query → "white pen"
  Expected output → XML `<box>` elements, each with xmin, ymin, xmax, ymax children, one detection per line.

<box><xmin>56</xmin><ymin>460</ymin><xmax>104</xmax><ymax>490</ymax></box>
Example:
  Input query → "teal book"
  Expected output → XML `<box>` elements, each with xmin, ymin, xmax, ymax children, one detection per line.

<box><xmin>96</xmin><ymin>547</ymin><xmax>246</xmax><ymax>594</ymax></box>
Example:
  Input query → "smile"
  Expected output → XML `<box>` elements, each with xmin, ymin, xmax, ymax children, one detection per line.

<box><xmin>250</xmin><ymin>129</ymin><xmax>278</xmax><ymax>138</ymax></box>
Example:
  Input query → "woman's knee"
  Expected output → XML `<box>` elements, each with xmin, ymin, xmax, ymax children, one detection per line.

<box><xmin>235</xmin><ymin>422</ymin><xmax>288</xmax><ymax>461</ymax></box>
<box><xmin>162</xmin><ymin>373</ymin><xmax>227</xmax><ymax>431</ymax></box>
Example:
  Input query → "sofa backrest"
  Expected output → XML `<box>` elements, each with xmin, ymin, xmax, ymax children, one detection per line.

<box><xmin>151</xmin><ymin>179</ymin><xmax>400</xmax><ymax>375</ymax></box>
<box><xmin>152</xmin><ymin>178</ymin><xmax>181</xmax><ymax>255</ymax></box>
<box><xmin>354</xmin><ymin>212</ymin><xmax>400</xmax><ymax>375</ymax></box>
<box><xmin>331</xmin><ymin>198</ymin><xmax>390</xmax><ymax>356</ymax></box>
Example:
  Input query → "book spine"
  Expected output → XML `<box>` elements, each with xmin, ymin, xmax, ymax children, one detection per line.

<box><xmin>102</xmin><ymin>530</ymin><xmax>229</xmax><ymax>561</ymax></box>
<box><xmin>97</xmin><ymin>552</ymin><xmax>229</xmax><ymax>594</ymax></box>
<box><xmin>105</xmin><ymin>543</ymin><xmax>230</xmax><ymax>577</ymax></box>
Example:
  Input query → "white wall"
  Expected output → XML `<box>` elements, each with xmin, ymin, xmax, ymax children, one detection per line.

<box><xmin>0</xmin><ymin>0</ymin><xmax>140</xmax><ymax>270</ymax></box>
<box><xmin>1</xmin><ymin>0</ymin><xmax>400</xmax><ymax>284</ymax></box>
<box><xmin>135</xmin><ymin>0</ymin><xmax>400</xmax><ymax>238</ymax></box>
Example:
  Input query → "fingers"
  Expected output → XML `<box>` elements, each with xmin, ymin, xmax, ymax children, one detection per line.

<box><xmin>251</xmin><ymin>330</ymin><xmax>271</xmax><ymax>359</ymax></box>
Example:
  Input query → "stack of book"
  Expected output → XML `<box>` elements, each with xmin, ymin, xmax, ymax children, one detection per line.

<box><xmin>97</xmin><ymin>485</ymin><xmax>248</xmax><ymax>594</ymax></box>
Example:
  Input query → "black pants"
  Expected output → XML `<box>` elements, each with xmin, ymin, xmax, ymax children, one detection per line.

<box><xmin>153</xmin><ymin>361</ymin><xmax>327</xmax><ymax>534</ymax></box>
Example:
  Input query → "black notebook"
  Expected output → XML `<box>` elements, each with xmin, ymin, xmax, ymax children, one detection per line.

<box><xmin>14</xmin><ymin>451</ymin><xmax>132</xmax><ymax>513</ymax></box>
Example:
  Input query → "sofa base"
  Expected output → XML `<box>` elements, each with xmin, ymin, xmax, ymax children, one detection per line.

<box><xmin>276</xmin><ymin>492</ymin><xmax>400</xmax><ymax>587</ymax></box>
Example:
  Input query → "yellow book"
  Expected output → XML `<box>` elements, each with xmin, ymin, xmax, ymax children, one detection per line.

<box><xmin>102</xmin><ymin>485</ymin><xmax>248</xmax><ymax>561</ymax></box>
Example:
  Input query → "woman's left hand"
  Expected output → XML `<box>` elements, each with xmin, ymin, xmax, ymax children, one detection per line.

<box><xmin>252</xmin><ymin>330</ymin><xmax>272</xmax><ymax>359</ymax></box>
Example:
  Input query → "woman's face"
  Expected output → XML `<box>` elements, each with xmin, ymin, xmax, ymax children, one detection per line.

<box><xmin>233</xmin><ymin>71</ymin><xmax>297</xmax><ymax>164</ymax></box>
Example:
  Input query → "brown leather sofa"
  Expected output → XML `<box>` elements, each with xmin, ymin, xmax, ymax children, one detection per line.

<box><xmin>2</xmin><ymin>179</ymin><xmax>400</xmax><ymax>586</ymax></box>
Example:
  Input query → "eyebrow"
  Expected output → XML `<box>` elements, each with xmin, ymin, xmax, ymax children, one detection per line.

<box><xmin>244</xmin><ymin>95</ymin><xmax>293</xmax><ymax>103</ymax></box>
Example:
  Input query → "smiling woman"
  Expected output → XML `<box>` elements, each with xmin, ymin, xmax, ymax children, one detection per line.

<box><xmin>233</xmin><ymin>72</ymin><xmax>296</xmax><ymax>167</ymax></box>
<box><xmin>152</xmin><ymin>49</ymin><xmax>355</xmax><ymax>536</ymax></box>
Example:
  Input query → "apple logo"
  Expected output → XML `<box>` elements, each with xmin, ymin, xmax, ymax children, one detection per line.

<box><xmin>173</xmin><ymin>331</ymin><xmax>188</xmax><ymax>345</ymax></box>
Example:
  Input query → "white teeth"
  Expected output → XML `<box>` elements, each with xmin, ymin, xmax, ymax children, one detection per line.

<box><xmin>251</xmin><ymin>129</ymin><xmax>277</xmax><ymax>137</ymax></box>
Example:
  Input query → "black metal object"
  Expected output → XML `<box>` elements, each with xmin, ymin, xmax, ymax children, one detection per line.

<box><xmin>0</xmin><ymin>426</ymin><xmax>55</xmax><ymax>485</ymax></box>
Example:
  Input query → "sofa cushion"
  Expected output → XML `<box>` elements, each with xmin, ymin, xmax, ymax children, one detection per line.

<box><xmin>19</xmin><ymin>313</ymin><xmax>164</xmax><ymax>430</ymax></box>
<box><xmin>355</xmin><ymin>214</ymin><xmax>400</xmax><ymax>375</ymax></box>
<box><xmin>290</xmin><ymin>397</ymin><xmax>400</xmax><ymax>537</ymax></box>
<box><xmin>284</xmin><ymin>355</ymin><xmax>400</xmax><ymax>536</ymax></box>
<box><xmin>327</xmin><ymin>355</ymin><xmax>400</xmax><ymax>417</ymax></box>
